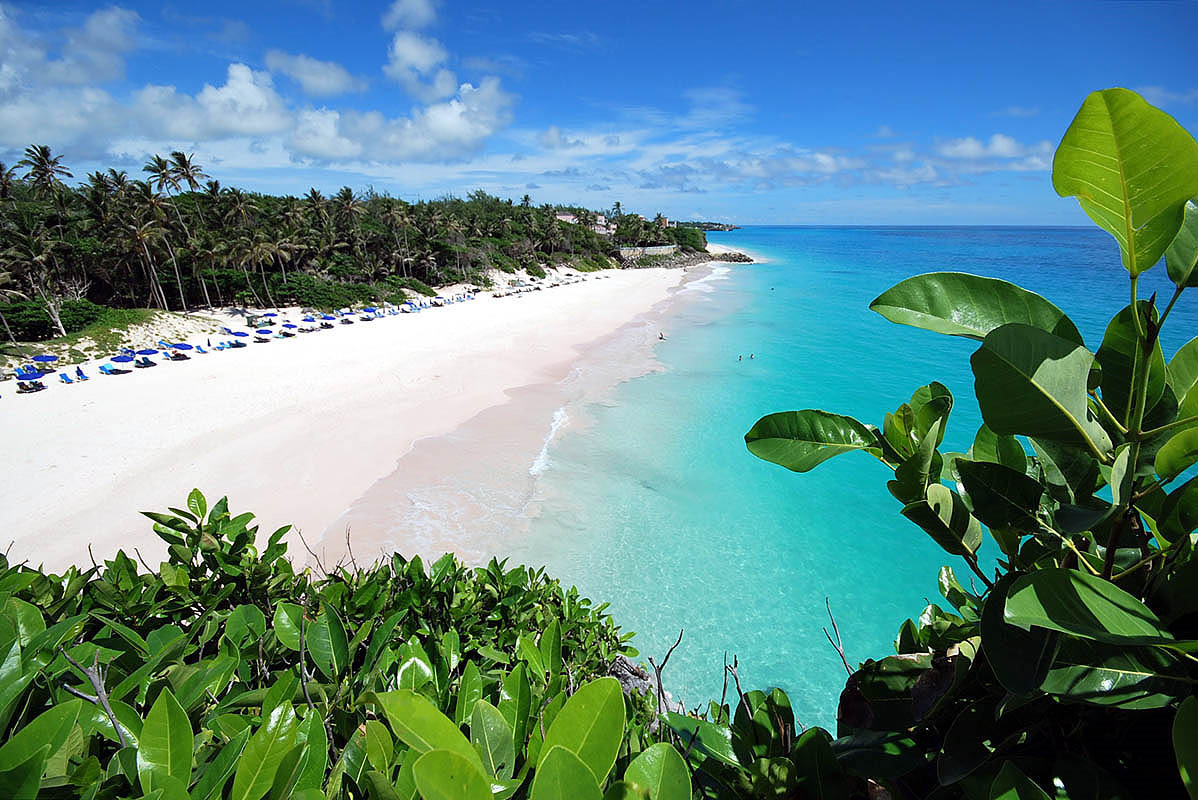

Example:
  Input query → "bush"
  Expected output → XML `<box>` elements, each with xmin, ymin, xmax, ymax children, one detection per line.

<box><xmin>667</xmin><ymin>225</ymin><xmax>707</xmax><ymax>252</ymax></box>
<box><xmin>58</xmin><ymin>298</ymin><xmax>107</xmax><ymax>331</ymax></box>
<box><xmin>527</xmin><ymin>263</ymin><xmax>547</xmax><ymax>279</ymax></box>
<box><xmin>274</xmin><ymin>274</ymin><xmax>375</xmax><ymax>309</ymax></box>
<box><xmin>390</xmin><ymin>276</ymin><xmax>437</xmax><ymax>297</ymax></box>
<box><xmin>0</xmin><ymin>298</ymin><xmax>111</xmax><ymax>340</ymax></box>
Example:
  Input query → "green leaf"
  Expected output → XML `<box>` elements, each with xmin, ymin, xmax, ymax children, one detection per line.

<box><xmin>368</xmin><ymin>689</ymin><xmax>484</xmax><ymax>772</ymax></box>
<box><xmin>455</xmin><ymin>661</ymin><xmax>483</xmax><ymax>726</ymax></box>
<box><xmin>0</xmin><ymin>744</ymin><xmax>50</xmax><ymax>800</ymax></box>
<box><xmin>471</xmin><ymin>700</ymin><xmax>515</xmax><ymax>779</ymax></box>
<box><xmin>272</xmin><ymin>603</ymin><xmax>303</xmax><ymax>652</ymax></box>
<box><xmin>364</xmin><ymin>719</ymin><xmax>393</xmax><ymax>773</ymax></box>
<box><xmin>604</xmin><ymin>781</ymin><xmax>650</xmax><ymax>800</ymax></box>
<box><xmin>531</xmin><ymin>746</ymin><xmax>603</xmax><ymax>800</ymax></box>
<box><xmin>972</xmin><ymin>324</ymin><xmax>1111</xmax><ymax>453</ymax></box>
<box><xmin>956</xmin><ymin>459</ymin><xmax>1042</xmax><ymax>530</ymax></box>
<box><xmin>540</xmin><ymin>620</ymin><xmax>563</xmax><ymax>682</ymax></box>
<box><xmin>990</xmin><ymin>761</ymin><xmax>1051</xmax><ymax>799</ymax></box>
<box><xmin>1004</xmin><ymin>568</ymin><xmax>1174</xmax><ymax>646</ymax></box>
<box><xmin>745</xmin><ymin>410</ymin><xmax>880</xmax><ymax>472</ymax></box>
<box><xmin>1166</xmin><ymin>199</ymin><xmax>1198</xmax><ymax>289</ymax></box>
<box><xmin>412</xmin><ymin>750</ymin><xmax>493</xmax><ymax>800</ymax></box>
<box><xmin>137</xmin><ymin>689</ymin><xmax>192</xmax><ymax>792</ymax></box>
<box><xmin>830</xmin><ymin>731</ymin><xmax>925</xmax><ymax>779</ymax></box>
<box><xmin>498</xmin><ymin>663</ymin><xmax>532</xmax><ymax>749</ymax></box>
<box><xmin>187</xmin><ymin>488</ymin><xmax>207</xmax><ymax>521</ymax></box>
<box><xmin>231</xmin><ymin>702</ymin><xmax>300</xmax><ymax>800</ymax></box>
<box><xmin>981</xmin><ymin>575</ymin><xmax>1058</xmax><ymax>695</ymax></box>
<box><xmin>190</xmin><ymin>727</ymin><xmax>251</xmax><ymax>800</ymax></box>
<box><xmin>225</xmin><ymin>604</ymin><xmax>267</xmax><ymax>648</ymax></box>
<box><xmin>624</xmin><ymin>742</ymin><xmax>691</xmax><ymax>800</ymax></box>
<box><xmin>900</xmin><ymin>483</ymin><xmax>983</xmax><ymax>557</ymax></box>
<box><xmin>1096</xmin><ymin>301</ymin><xmax>1167</xmax><ymax>424</ymax></box>
<box><xmin>1156</xmin><ymin>429</ymin><xmax>1198</xmax><ymax>483</ymax></box>
<box><xmin>1169</xmin><ymin>338</ymin><xmax>1198</xmax><ymax>402</ymax></box>
<box><xmin>870</xmin><ymin>271</ymin><xmax>1082</xmax><ymax>342</ymax></box>
<box><xmin>1040</xmin><ymin>638</ymin><xmax>1189</xmax><ymax>709</ymax></box>
<box><xmin>0</xmin><ymin>699</ymin><xmax>82</xmax><ymax>772</ymax></box>
<box><xmin>665</xmin><ymin>713</ymin><xmax>738</xmax><ymax>768</ymax></box>
<box><xmin>1175</xmin><ymin>696</ymin><xmax>1198</xmax><ymax>799</ymax></box>
<box><xmin>308</xmin><ymin>606</ymin><xmax>349</xmax><ymax>680</ymax></box>
<box><xmin>539</xmin><ymin>677</ymin><xmax>626</xmax><ymax>784</ymax></box>
<box><xmin>971</xmin><ymin>425</ymin><xmax>1026</xmax><ymax>472</ymax></box>
<box><xmin>1052</xmin><ymin>87</ymin><xmax>1198</xmax><ymax>275</ymax></box>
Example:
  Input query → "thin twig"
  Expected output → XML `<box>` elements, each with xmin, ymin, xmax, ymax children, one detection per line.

<box><xmin>646</xmin><ymin>629</ymin><xmax>684</xmax><ymax>716</ymax></box>
<box><xmin>61</xmin><ymin>650</ymin><xmax>127</xmax><ymax>748</ymax></box>
<box><xmin>133</xmin><ymin>547</ymin><xmax>154</xmax><ymax>574</ymax></box>
<box><xmin>344</xmin><ymin>526</ymin><xmax>359</xmax><ymax>572</ymax></box>
<box><xmin>294</xmin><ymin>527</ymin><xmax>329</xmax><ymax>579</ymax></box>
<box><xmin>822</xmin><ymin>598</ymin><xmax>852</xmax><ymax>676</ymax></box>
<box><xmin>718</xmin><ymin>652</ymin><xmax>729</xmax><ymax>718</ymax></box>
<box><xmin>298</xmin><ymin>604</ymin><xmax>316</xmax><ymax>712</ymax></box>
<box><xmin>87</xmin><ymin>543</ymin><xmax>99</xmax><ymax>571</ymax></box>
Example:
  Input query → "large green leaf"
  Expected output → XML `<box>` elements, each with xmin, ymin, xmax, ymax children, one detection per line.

<box><xmin>307</xmin><ymin>606</ymin><xmax>349</xmax><ymax>680</ymax></box>
<box><xmin>900</xmin><ymin>484</ymin><xmax>983</xmax><ymax>557</ymax></box>
<box><xmin>956</xmin><ymin>459</ymin><xmax>1042</xmax><ymax>530</ymax></box>
<box><xmin>745</xmin><ymin>410</ymin><xmax>880</xmax><ymax>472</ymax></box>
<box><xmin>231</xmin><ymin>703</ymin><xmax>299</xmax><ymax>800</ymax></box>
<box><xmin>0</xmin><ymin>699</ymin><xmax>82</xmax><ymax>772</ymax></box>
<box><xmin>971</xmin><ymin>324</ymin><xmax>1112</xmax><ymax>454</ymax></box>
<box><xmin>1157</xmin><ymin>429</ymin><xmax>1198</xmax><ymax>483</ymax></box>
<box><xmin>412</xmin><ymin>750</ymin><xmax>492</xmax><ymax>800</ymax></box>
<box><xmin>1166</xmin><ymin>199</ymin><xmax>1198</xmax><ymax>288</ymax></box>
<box><xmin>1175</xmin><ymin>696</ymin><xmax>1198</xmax><ymax>799</ymax></box>
<box><xmin>531</xmin><ymin>746</ymin><xmax>603</xmax><ymax>800</ymax></box>
<box><xmin>471</xmin><ymin>700</ymin><xmax>515</xmax><ymax>779</ymax></box>
<box><xmin>1095</xmin><ymin>301</ymin><xmax>1167</xmax><ymax>425</ymax></box>
<box><xmin>272</xmin><ymin>603</ymin><xmax>302</xmax><ymax>652</ymax></box>
<box><xmin>498</xmin><ymin>663</ymin><xmax>532</xmax><ymax>751</ymax></box>
<box><xmin>664</xmin><ymin>713</ymin><xmax>738</xmax><ymax>768</ymax></box>
<box><xmin>1040</xmin><ymin>638</ymin><xmax>1189</xmax><ymax>709</ymax></box>
<box><xmin>1170</xmin><ymin>338</ymin><xmax>1198</xmax><ymax>401</ymax></box>
<box><xmin>971</xmin><ymin>424</ymin><xmax>1026</xmax><ymax>473</ymax></box>
<box><xmin>539</xmin><ymin>677</ymin><xmax>625</xmax><ymax>784</ymax></box>
<box><xmin>990</xmin><ymin>761</ymin><xmax>1051</xmax><ymax>800</ymax></box>
<box><xmin>0</xmin><ymin>744</ymin><xmax>50</xmax><ymax>800</ymax></box>
<box><xmin>190</xmin><ymin>727</ymin><xmax>251</xmax><ymax>800</ymax></box>
<box><xmin>1052</xmin><ymin>88</ymin><xmax>1198</xmax><ymax>275</ymax></box>
<box><xmin>623</xmin><ymin>742</ymin><xmax>691</xmax><ymax>800</ymax></box>
<box><xmin>1004</xmin><ymin>568</ymin><xmax>1174</xmax><ymax>646</ymax></box>
<box><xmin>137</xmin><ymin>689</ymin><xmax>192</xmax><ymax>792</ymax></box>
<box><xmin>980</xmin><ymin>575</ymin><xmax>1058</xmax><ymax>695</ymax></box>
<box><xmin>870</xmin><ymin>272</ymin><xmax>1082</xmax><ymax>343</ymax></box>
<box><xmin>369</xmin><ymin>689</ymin><xmax>483</xmax><ymax>771</ymax></box>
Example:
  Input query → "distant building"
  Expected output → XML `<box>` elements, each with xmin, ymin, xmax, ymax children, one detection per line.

<box><xmin>555</xmin><ymin>213</ymin><xmax>577</xmax><ymax>224</ymax></box>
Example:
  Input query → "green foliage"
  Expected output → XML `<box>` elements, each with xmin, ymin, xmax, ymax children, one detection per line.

<box><xmin>0</xmin><ymin>298</ymin><xmax>107</xmax><ymax>341</ymax></box>
<box><xmin>741</xmin><ymin>87</ymin><xmax>1198</xmax><ymax>798</ymax></box>
<box><xmin>526</xmin><ymin>263</ymin><xmax>547</xmax><ymax>279</ymax></box>
<box><xmin>665</xmin><ymin>226</ymin><xmax>707</xmax><ymax>253</ymax></box>
<box><xmin>0</xmin><ymin>489</ymin><xmax>661</xmax><ymax>798</ymax></box>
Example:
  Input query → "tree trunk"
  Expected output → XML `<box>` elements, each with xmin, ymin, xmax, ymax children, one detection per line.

<box><xmin>162</xmin><ymin>235</ymin><xmax>188</xmax><ymax>312</ymax></box>
<box><xmin>35</xmin><ymin>284</ymin><xmax>67</xmax><ymax>337</ymax></box>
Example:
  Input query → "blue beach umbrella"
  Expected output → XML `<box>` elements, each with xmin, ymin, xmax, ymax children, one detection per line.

<box><xmin>256</xmin><ymin>329</ymin><xmax>273</xmax><ymax>335</ymax></box>
<box><xmin>136</xmin><ymin>349</ymin><xmax>158</xmax><ymax>356</ymax></box>
<box><xmin>32</xmin><ymin>354</ymin><xmax>58</xmax><ymax>363</ymax></box>
<box><xmin>172</xmin><ymin>343</ymin><xmax>193</xmax><ymax>350</ymax></box>
<box><xmin>302</xmin><ymin>316</ymin><xmax>315</xmax><ymax>322</ymax></box>
<box><xmin>263</xmin><ymin>312</ymin><xmax>278</xmax><ymax>317</ymax></box>
<box><xmin>232</xmin><ymin>331</ymin><xmax>249</xmax><ymax>337</ymax></box>
<box><xmin>321</xmin><ymin>315</ymin><xmax>336</xmax><ymax>320</ymax></box>
<box><xmin>362</xmin><ymin>307</ymin><xmax>377</xmax><ymax>313</ymax></box>
<box><xmin>111</xmin><ymin>355</ymin><xmax>134</xmax><ymax>363</ymax></box>
<box><xmin>283</xmin><ymin>323</ymin><xmax>298</xmax><ymax>329</ymax></box>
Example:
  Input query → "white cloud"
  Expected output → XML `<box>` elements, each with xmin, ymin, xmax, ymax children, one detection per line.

<box><xmin>384</xmin><ymin>31</ymin><xmax>457</xmax><ymax>101</ymax></box>
<box><xmin>43</xmin><ymin>7</ymin><xmax>140</xmax><ymax>85</ymax></box>
<box><xmin>382</xmin><ymin>0</ymin><xmax>438</xmax><ymax>30</ymax></box>
<box><xmin>538</xmin><ymin>125</ymin><xmax>582</xmax><ymax>149</ymax></box>
<box><xmin>195</xmin><ymin>64</ymin><xmax>293</xmax><ymax>136</ymax></box>
<box><xmin>290</xmin><ymin>109</ymin><xmax>362</xmax><ymax>159</ymax></box>
<box><xmin>1136</xmin><ymin>86</ymin><xmax>1198</xmax><ymax>107</ymax></box>
<box><xmin>993</xmin><ymin>105</ymin><xmax>1039</xmax><ymax>118</ymax></box>
<box><xmin>936</xmin><ymin>133</ymin><xmax>1048</xmax><ymax>160</ymax></box>
<box><xmin>265</xmin><ymin>50</ymin><xmax>366</xmax><ymax>97</ymax></box>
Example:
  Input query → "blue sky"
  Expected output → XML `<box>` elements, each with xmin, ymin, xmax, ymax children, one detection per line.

<box><xmin>1</xmin><ymin>0</ymin><xmax>1195</xmax><ymax>224</ymax></box>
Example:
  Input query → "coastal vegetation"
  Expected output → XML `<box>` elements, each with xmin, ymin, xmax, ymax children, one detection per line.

<box><xmin>2</xmin><ymin>88</ymin><xmax>1196</xmax><ymax>798</ymax></box>
<box><xmin>0</xmin><ymin>152</ymin><xmax>702</xmax><ymax>343</ymax></box>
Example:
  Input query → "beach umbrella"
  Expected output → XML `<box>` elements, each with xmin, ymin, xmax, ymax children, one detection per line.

<box><xmin>283</xmin><ymin>323</ymin><xmax>298</xmax><ymax>329</ymax></box>
<box><xmin>263</xmin><ymin>312</ymin><xmax>278</xmax><ymax>317</ymax></box>
<box><xmin>256</xmin><ymin>329</ymin><xmax>273</xmax><ymax>335</ymax></box>
<box><xmin>302</xmin><ymin>316</ymin><xmax>315</xmax><ymax>322</ymax></box>
<box><xmin>32</xmin><ymin>354</ymin><xmax>58</xmax><ymax>363</ymax></box>
<box><xmin>321</xmin><ymin>315</ymin><xmax>336</xmax><ymax>320</ymax></box>
<box><xmin>232</xmin><ymin>331</ymin><xmax>249</xmax><ymax>337</ymax></box>
<box><xmin>111</xmin><ymin>355</ymin><xmax>134</xmax><ymax>363</ymax></box>
<box><xmin>172</xmin><ymin>343</ymin><xmax>193</xmax><ymax>350</ymax></box>
<box><xmin>136</xmin><ymin>348</ymin><xmax>158</xmax><ymax>355</ymax></box>
<box><xmin>363</xmin><ymin>307</ymin><xmax>377</xmax><ymax>313</ymax></box>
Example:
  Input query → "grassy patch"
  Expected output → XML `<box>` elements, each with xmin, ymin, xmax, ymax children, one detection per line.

<box><xmin>2</xmin><ymin>308</ymin><xmax>159</xmax><ymax>365</ymax></box>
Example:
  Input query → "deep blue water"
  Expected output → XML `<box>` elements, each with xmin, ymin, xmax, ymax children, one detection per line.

<box><xmin>514</xmin><ymin>226</ymin><xmax>1198</xmax><ymax>729</ymax></box>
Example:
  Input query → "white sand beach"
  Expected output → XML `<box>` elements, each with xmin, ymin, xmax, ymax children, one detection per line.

<box><xmin>0</xmin><ymin>268</ymin><xmax>686</xmax><ymax>572</ymax></box>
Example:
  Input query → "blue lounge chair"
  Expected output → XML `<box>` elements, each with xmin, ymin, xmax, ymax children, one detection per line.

<box><xmin>59</xmin><ymin>373</ymin><xmax>74</xmax><ymax>384</ymax></box>
<box><xmin>75</xmin><ymin>367</ymin><xmax>89</xmax><ymax>381</ymax></box>
<box><xmin>195</xmin><ymin>345</ymin><xmax>208</xmax><ymax>354</ymax></box>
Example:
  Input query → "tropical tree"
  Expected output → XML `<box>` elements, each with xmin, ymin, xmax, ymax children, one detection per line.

<box><xmin>16</xmin><ymin>144</ymin><xmax>72</xmax><ymax>198</ymax></box>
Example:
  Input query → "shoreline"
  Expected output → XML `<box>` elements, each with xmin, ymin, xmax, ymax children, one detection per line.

<box><xmin>312</xmin><ymin>262</ymin><xmax>728</xmax><ymax>567</ymax></box>
<box><xmin>1</xmin><ymin>267</ymin><xmax>692</xmax><ymax>572</ymax></box>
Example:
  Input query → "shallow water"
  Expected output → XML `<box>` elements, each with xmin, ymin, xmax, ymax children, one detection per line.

<box><xmin>510</xmin><ymin>226</ymin><xmax>1198</xmax><ymax>729</ymax></box>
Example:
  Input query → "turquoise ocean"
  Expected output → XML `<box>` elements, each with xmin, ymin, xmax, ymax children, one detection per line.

<box><xmin>509</xmin><ymin>226</ymin><xmax>1198</xmax><ymax>730</ymax></box>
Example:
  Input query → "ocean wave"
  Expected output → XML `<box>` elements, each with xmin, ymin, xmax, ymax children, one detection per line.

<box><xmin>529</xmin><ymin>406</ymin><xmax>569</xmax><ymax>476</ymax></box>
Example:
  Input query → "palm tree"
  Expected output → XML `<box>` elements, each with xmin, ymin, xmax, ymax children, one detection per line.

<box><xmin>0</xmin><ymin>161</ymin><xmax>18</xmax><ymax>202</ymax></box>
<box><xmin>17</xmin><ymin>145</ymin><xmax>72</xmax><ymax>198</ymax></box>
<box><xmin>129</xmin><ymin>180</ymin><xmax>187</xmax><ymax>311</ymax></box>
<box><xmin>169</xmin><ymin>151</ymin><xmax>208</xmax><ymax>191</ymax></box>
<box><xmin>3</xmin><ymin>220</ymin><xmax>68</xmax><ymax>336</ymax></box>
<box><xmin>126</xmin><ymin>219</ymin><xmax>169</xmax><ymax>309</ymax></box>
